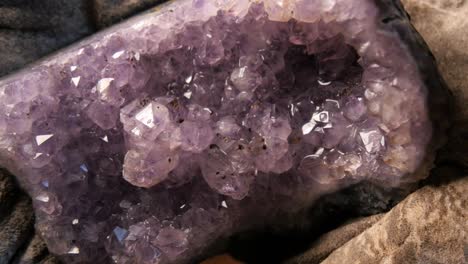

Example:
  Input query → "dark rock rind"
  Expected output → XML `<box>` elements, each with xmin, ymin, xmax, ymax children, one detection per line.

<box><xmin>373</xmin><ymin>0</ymin><xmax>452</xmax><ymax>184</ymax></box>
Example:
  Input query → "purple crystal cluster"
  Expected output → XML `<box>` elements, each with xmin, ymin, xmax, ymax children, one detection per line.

<box><xmin>0</xmin><ymin>0</ymin><xmax>441</xmax><ymax>263</ymax></box>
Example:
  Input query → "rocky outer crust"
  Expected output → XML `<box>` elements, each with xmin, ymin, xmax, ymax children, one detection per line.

<box><xmin>401</xmin><ymin>0</ymin><xmax>468</xmax><ymax>169</ymax></box>
<box><xmin>369</xmin><ymin>0</ymin><xmax>452</xmax><ymax>186</ymax></box>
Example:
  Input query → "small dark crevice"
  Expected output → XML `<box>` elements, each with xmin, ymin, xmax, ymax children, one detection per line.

<box><xmin>0</xmin><ymin>25</ymin><xmax>49</xmax><ymax>33</ymax></box>
<box><xmin>0</xmin><ymin>23</ymin><xmax>49</xmax><ymax>33</ymax></box>
<box><xmin>381</xmin><ymin>16</ymin><xmax>399</xmax><ymax>24</ymax></box>
<box><xmin>83</xmin><ymin>0</ymin><xmax>99</xmax><ymax>32</ymax></box>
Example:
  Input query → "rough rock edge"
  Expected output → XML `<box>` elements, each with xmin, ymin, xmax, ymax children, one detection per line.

<box><xmin>369</xmin><ymin>0</ymin><xmax>452</xmax><ymax>187</ymax></box>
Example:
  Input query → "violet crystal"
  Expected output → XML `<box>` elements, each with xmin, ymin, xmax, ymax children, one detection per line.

<box><xmin>0</xmin><ymin>0</ymin><xmax>449</xmax><ymax>263</ymax></box>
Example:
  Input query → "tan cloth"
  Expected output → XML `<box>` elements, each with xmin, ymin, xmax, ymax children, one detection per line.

<box><xmin>402</xmin><ymin>0</ymin><xmax>468</xmax><ymax>167</ymax></box>
<box><xmin>290</xmin><ymin>174</ymin><xmax>467</xmax><ymax>264</ymax></box>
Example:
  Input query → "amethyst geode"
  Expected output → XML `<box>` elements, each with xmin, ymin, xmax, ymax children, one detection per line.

<box><xmin>0</xmin><ymin>0</ymin><xmax>450</xmax><ymax>263</ymax></box>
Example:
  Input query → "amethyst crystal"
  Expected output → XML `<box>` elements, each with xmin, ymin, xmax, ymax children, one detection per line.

<box><xmin>0</xmin><ymin>0</ymin><xmax>449</xmax><ymax>263</ymax></box>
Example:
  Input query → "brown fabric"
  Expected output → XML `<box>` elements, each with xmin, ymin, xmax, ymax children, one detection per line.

<box><xmin>320</xmin><ymin>176</ymin><xmax>467</xmax><ymax>264</ymax></box>
<box><xmin>288</xmin><ymin>168</ymin><xmax>467</xmax><ymax>264</ymax></box>
<box><xmin>286</xmin><ymin>214</ymin><xmax>384</xmax><ymax>264</ymax></box>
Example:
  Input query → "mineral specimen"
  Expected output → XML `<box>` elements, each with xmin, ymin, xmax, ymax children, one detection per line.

<box><xmin>0</xmin><ymin>0</ymin><xmax>450</xmax><ymax>263</ymax></box>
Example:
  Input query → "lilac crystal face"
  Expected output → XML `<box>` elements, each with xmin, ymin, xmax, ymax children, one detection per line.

<box><xmin>0</xmin><ymin>0</ymin><xmax>434</xmax><ymax>263</ymax></box>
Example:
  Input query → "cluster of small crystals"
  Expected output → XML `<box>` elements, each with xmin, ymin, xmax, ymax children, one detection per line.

<box><xmin>0</xmin><ymin>0</ymin><xmax>432</xmax><ymax>263</ymax></box>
